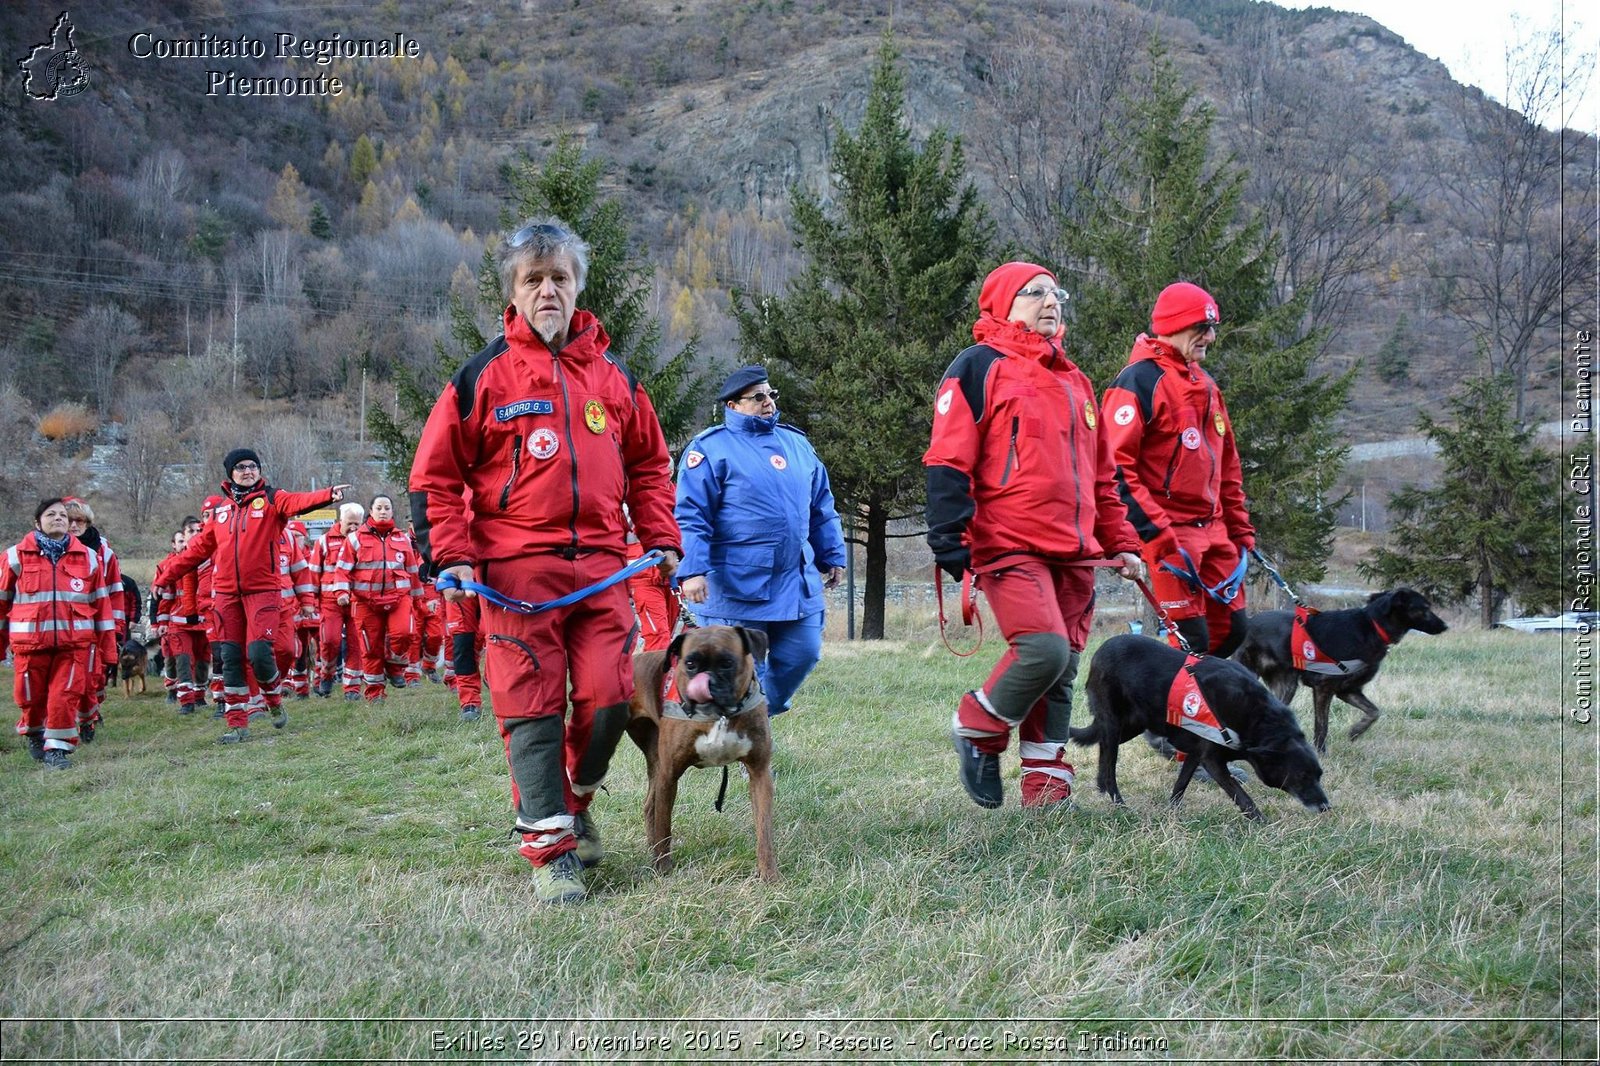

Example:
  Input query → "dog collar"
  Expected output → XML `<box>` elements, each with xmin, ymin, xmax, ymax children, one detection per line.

<box><xmin>1370</xmin><ymin>616</ymin><xmax>1393</xmax><ymax>645</ymax></box>
<box><xmin>662</xmin><ymin>672</ymin><xmax>767</xmax><ymax>722</ymax></box>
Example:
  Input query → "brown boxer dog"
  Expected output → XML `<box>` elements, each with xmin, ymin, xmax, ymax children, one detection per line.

<box><xmin>626</xmin><ymin>625</ymin><xmax>777</xmax><ymax>882</ymax></box>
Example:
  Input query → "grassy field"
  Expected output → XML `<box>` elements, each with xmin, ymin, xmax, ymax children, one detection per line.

<box><xmin>0</xmin><ymin>627</ymin><xmax>1593</xmax><ymax>1064</ymax></box>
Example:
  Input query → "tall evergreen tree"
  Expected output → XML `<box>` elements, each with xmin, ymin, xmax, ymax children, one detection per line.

<box><xmin>370</xmin><ymin>137</ymin><xmax>710</xmax><ymax>481</ymax></box>
<box><xmin>732</xmin><ymin>36</ymin><xmax>992</xmax><ymax>639</ymax></box>
<box><xmin>1361</xmin><ymin>374</ymin><xmax>1562</xmax><ymax>627</ymax></box>
<box><xmin>1059</xmin><ymin>46</ymin><xmax>1352</xmax><ymax>582</ymax></box>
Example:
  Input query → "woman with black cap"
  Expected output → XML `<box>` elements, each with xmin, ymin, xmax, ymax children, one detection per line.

<box><xmin>154</xmin><ymin>448</ymin><xmax>346</xmax><ymax>744</ymax></box>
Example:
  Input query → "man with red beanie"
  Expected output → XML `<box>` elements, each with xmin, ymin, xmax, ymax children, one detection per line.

<box><xmin>154</xmin><ymin>448</ymin><xmax>346</xmax><ymax>743</ymax></box>
<box><xmin>925</xmin><ymin>261</ymin><xmax>1144</xmax><ymax>810</ymax></box>
<box><xmin>409</xmin><ymin>216</ymin><xmax>681</xmax><ymax>903</ymax></box>
<box><xmin>1101</xmin><ymin>281</ymin><xmax>1256</xmax><ymax>658</ymax></box>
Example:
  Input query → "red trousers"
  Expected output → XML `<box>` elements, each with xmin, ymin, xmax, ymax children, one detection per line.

<box><xmin>483</xmin><ymin>553</ymin><xmax>634</xmax><ymax>858</ymax></box>
<box><xmin>13</xmin><ymin>646</ymin><xmax>90</xmax><ymax>750</ymax></box>
<box><xmin>169</xmin><ymin>627</ymin><xmax>209</xmax><ymax>707</ymax></box>
<box><xmin>317</xmin><ymin>604</ymin><xmax>355</xmax><ymax>692</ymax></box>
<box><xmin>444</xmin><ymin>596</ymin><xmax>483</xmax><ymax>709</ymax></box>
<box><xmin>352</xmin><ymin>596</ymin><xmax>412</xmax><ymax>698</ymax></box>
<box><xmin>628</xmin><ymin>568</ymin><xmax>675</xmax><ymax>652</ymax></box>
<box><xmin>1141</xmin><ymin>519</ymin><xmax>1247</xmax><ymax>651</ymax></box>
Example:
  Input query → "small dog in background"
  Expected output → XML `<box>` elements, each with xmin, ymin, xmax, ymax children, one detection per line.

<box><xmin>1235</xmin><ymin>588</ymin><xmax>1448</xmax><ymax>752</ymax></box>
<box><xmin>119</xmin><ymin>638</ymin><xmax>150</xmax><ymax>696</ymax></box>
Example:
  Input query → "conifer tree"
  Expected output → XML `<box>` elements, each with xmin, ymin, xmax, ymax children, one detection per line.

<box><xmin>369</xmin><ymin>137</ymin><xmax>708</xmax><ymax>481</ymax></box>
<box><xmin>1059</xmin><ymin>46</ymin><xmax>1352</xmax><ymax>582</ymax></box>
<box><xmin>732</xmin><ymin>35</ymin><xmax>991</xmax><ymax>639</ymax></box>
<box><xmin>1361</xmin><ymin>374</ymin><xmax>1562</xmax><ymax>626</ymax></box>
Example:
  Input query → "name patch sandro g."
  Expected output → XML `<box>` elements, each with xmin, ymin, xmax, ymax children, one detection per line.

<box><xmin>494</xmin><ymin>399</ymin><xmax>555</xmax><ymax>421</ymax></box>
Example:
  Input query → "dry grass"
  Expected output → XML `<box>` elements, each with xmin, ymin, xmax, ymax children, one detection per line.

<box><xmin>0</xmin><ymin>627</ymin><xmax>1593</xmax><ymax>1063</ymax></box>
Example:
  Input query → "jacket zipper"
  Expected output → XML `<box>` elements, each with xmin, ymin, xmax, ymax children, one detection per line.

<box><xmin>1000</xmin><ymin>417</ymin><xmax>1019</xmax><ymax>487</ymax></box>
<box><xmin>499</xmin><ymin>435</ymin><xmax>523</xmax><ymax>511</ymax></box>
<box><xmin>1062</xmin><ymin>377</ymin><xmax>1087</xmax><ymax>547</ymax></box>
<box><xmin>550</xmin><ymin>348</ymin><xmax>582</xmax><ymax>554</ymax></box>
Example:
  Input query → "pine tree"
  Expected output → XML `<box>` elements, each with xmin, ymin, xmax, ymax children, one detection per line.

<box><xmin>1361</xmin><ymin>375</ymin><xmax>1562</xmax><ymax>626</ymax></box>
<box><xmin>1374</xmin><ymin>313</ymin><xmax>1411</xmax><ymax>384</ymax></box>
<box><xmin>1059</xmin><ymin>46</ymin><xmax>1352</xmax><ymax>582</ymax></box>
<box><xmin>731</xmin><ymin>35</ymin><xmax>992</xmax><ymax>639</ymax></box>
<box><xmin>308</xmin><ymin>202</ymin><xmax>333</xmax><ymax>240</ymax></box>
<box><xmin>369</xmin><ymin>137</ymin><xmax>709</xmax><ymax>481</ymax></box>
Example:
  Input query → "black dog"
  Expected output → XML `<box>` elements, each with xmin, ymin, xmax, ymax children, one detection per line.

<box><xmin>1235</xmin><ymin>588</ymin><xmax>1447</xmax><ymax>753</ymax></box>
<box><xmin>1072</xmin><ymin>635</ymin><xmax>1330</xmax><ymax>820</ymax></box>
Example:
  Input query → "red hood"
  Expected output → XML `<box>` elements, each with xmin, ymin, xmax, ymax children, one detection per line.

<box><xmin>503</xmin><ymin>306</ymin><xmax>611</xmax><ymax>358</ymax></box>
<box><xmin>972</xmin><ymin>313</ymin><xmax>1060</xmax><ymax>365</ymax></box>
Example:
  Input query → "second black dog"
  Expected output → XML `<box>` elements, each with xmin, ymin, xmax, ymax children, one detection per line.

<box><xmin>1073</xmin><ymin>635</ymin><xmax>1330</xmax><ymax>820</ymax></box>
<box><xmin>1235</xmin><ymin>588</ymin><xmax>1447</xmax><ymax>752</ymax></box>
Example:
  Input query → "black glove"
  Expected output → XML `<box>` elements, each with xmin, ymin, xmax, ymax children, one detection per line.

<box><xmin>936</xmin><ymin>550</ymin><xmax>970</xmax><ymax>581</ymax></box>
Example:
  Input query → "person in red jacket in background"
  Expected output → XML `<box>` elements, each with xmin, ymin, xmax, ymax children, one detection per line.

<box><xmin>409</xmin><ymin>216</ymin><xmax>681</xmax><ymax>904</ymax></box>
<box><xmin>2</xmin><ymin>498</ymin><xmax>118</xmax><ymax>770</ymax></box>
<box><xmin>272</xmin><ymin>523</ymin><xmax>316</xmax><ymax>712</ymax></box>
<box><xmin>154</xmin><ymin>448</ymin><xmax>345</xmax><ymax>744</ymax></box>
<box><xmin>412</xmin><ymin>564</ymin><xmax>445</xmax><ymax>685</ymax></box>
<box><xmin>157</xmin><ymin>518</ymin><xmax>212</xmax><ymax>715</ymax></box>
<box><xmin>442</xmin><ymin>593</ymin><xmax>484</xmax><ymax>722</ymax></box>
<box><xmin>310</xmin><ymin>502</ymin><xmax>363</xmax><ymax>700</ymax></box>
<box><xmin>338</xmin><ymin>494</ymin><xmax>421</xmax><ymax>702</ymax></box>
<box><xmin>154</xmin><ymin>525</ymin><xmax>187</xmax><ymax>703</ymax></box>
<box><xmin>625</xmin><ymin>519</ymin><xmax>678</xmax><ymax>652</ymax></box>
<box><xmin>283</xmin><ymin>520</ymin><xmax>320</xmax><ymax>699</ymax></box>
<box><xmin>62</xmin><ymin>498</ymin><xmax>120</xmax><ymax>743</ymax></box>
<box><xmin>192</xmin><ymin>500</ymin><xmax>225</xmax><ymax>712</ymax></box>
<box><xmin>925</xmin><ymin>261</ymin><xmax>1145</xmax><ymax>811</ymax></box>
<box><xmin>1100</xmin><ymin>281</ymin><xmax>1256</xmax><ymax>658</ymax></box>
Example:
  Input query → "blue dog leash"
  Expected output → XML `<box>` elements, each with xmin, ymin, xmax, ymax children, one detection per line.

<box><xmin>1160</xmin><ymin>546</ymin><xmax>1249</xmax><ymax>604</ymax></box>
<box><xmin>435</xmin><ymin>550</ymin><xmax>665</xmax><ymax>615</ymax></box>
<box><xmin>1249</xmin><ymin>547</ymin><xmax>1308</xmax><ymax>608</ymax></box>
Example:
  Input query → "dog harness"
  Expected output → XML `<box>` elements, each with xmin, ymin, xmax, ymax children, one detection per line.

<box><xmin>1290</xmin><ymin>604</ymin><xmax>1393</xmax><ymax>675</ymax></box>
<box><xmin>1166</xmin><ymin>656</ymin><xmax>1241</xmax><ymax>749</ymax></box>
<box><xmin>659</xmin><ymin>660</ymin><xmax>766</xmax><ymax>722</ymax></box>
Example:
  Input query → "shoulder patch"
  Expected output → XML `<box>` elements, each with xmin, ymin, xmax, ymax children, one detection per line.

<box><xmin>684</xmin><ymin>450</ymin><xmax>705</xmax><ymax>469</ymax></box>
<box><xmin>942</xmin><ymin>344</ymin><xmax>1006</xmax><ymax>424</ymax></box>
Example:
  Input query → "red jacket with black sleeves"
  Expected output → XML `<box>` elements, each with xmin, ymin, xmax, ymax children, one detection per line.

<box><xmin>409</xmin><ymin>307</ymin><xmax>681</xmax><ymax>569</ymax></box>
<box><xmin>0</xmin><ymin>532</ymin><xmax>117</xmax><ymax>663</ymax></box>
<box><xmin>923</xmin><ymin>316</ymin><xmax>1140</xmax><ymax>569</ymax></box>
<box><xmin>156</xmin><ymin>482</ymin><xmax>336</xmax><ymax>595</ymax></box>
<box><xmin>1099</xmin><ymin>335</ymin><xmax>1255</xmax><ymax>549</ymax></box>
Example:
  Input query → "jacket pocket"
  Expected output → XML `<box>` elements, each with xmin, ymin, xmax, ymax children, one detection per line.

<box><xmin>499</xmin><ymin>435</ymin><xmax>524</xmax><ymax>511</ymax></box>
<box><xmin>718</xmin><ymin>543</ymin><xmax>778</xmax><ymax>601</ymax></box>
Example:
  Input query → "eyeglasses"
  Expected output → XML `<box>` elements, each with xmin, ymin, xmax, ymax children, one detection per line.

<box><xmin>1016</xmin><ymin>285</ymin><xmax>1070</xmax><ymax>304</ymax></box>
<box><xmin>232</xmin><ymin>462</ymin><xmax>260</xmax><ymax>472</ymax></box>
<box><xmin>508</xmin><ymin>222</ymin><xmax>568</xmax><ymax>248</ymax></box>
<box><xmin>738</xmin><ymin>390</ymin><xmax>779</xmax><ymax>404</ymax></box>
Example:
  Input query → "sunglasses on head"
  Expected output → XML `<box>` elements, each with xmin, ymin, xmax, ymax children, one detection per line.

<box><xmin>508</xmin><ymin>222</ymin><xmax>567</xmax><ymax>248</ymax></box>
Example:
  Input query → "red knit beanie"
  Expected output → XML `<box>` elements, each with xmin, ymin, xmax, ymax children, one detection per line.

<box><xmin>1150</xmin><ymin>281</ymin><xmax>1220</xmax><ymax>336</ymax></box>
<box><xmin>978</xmin><ymin>261</ymin><xmax>1056</xmax><ymax>321</ymax></box>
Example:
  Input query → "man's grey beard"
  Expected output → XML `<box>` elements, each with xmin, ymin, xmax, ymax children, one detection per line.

<box><xmin>535</xmin><ymin>316</ymin><xmax>564</xmax><ymax>346</ymax></box>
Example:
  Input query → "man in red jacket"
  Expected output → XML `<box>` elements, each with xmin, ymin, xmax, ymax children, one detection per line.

<box><xmin>1100</xmin><ymin>281</ymin><xmax>1256</xmax><ymax>658</ymax></box>
<box><xmin>154</xmin><ymin>449</ymin><xmax>345</xmax><ymax>743</ymax></box>
<box><xmin>925</xmin><ymin>261</ymin><xmax>1144</xmax><ymax>811</ymax></box>
<box><xmin>410</xmin><ymin>216</ymin><xmax>681</xmax><ymax>903</ymax></box>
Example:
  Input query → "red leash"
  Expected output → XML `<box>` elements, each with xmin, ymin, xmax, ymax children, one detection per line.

<box><xmin>936</xmin><ymin>558</ymin><xmax>1131</xmax><ymax>659</ymax></box>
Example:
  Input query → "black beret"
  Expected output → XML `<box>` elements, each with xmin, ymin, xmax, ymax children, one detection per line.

<box><xmin>222</xmin><ymin>448</ymin><xmax>261</xmax><ymax>476</ymax></box>
<box><xmin>716</xmin><ymin>365</ymin><xmax>769</xmax><ymax>403</ymax></box>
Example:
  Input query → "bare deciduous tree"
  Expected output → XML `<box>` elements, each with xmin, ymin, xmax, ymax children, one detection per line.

<box><xmin>114</xmin><ymin>403</ymin><xmax>178</xmax><ymax>534</ymax></box>
<box><xmin>970</xmin><ymin>1</ymin><xmax>1152</xmax><ymax>264</ymax></box>
<box><xmin>62</xmin><ymin>303</ymin><xmax>141</xmax><ymax>420</ymax></box>
<box><xmin>1430</xmin><ymin>22</ymin><xmax>1596</xmax><ymax>419</ymax></box>
<box><xmin>1224</xmin><ymin>22</ymin><xmax>1400</xmax><ymax>337</ymax></box>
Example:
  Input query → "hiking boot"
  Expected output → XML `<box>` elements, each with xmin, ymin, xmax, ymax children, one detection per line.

<box><xmin>211</xmin><ymin>704</ymin><xmax>225</xmax><ymax>719</ymax></box>
<box><xmin>573</xmin><ymin>811</ymin><xmax>603</xmax><ymax>868</ymax></box>
<box><xmin>459</xmin><ymin>704</ymin><xmax>481</xmax><ymax>722</ymax></box>
<box><xmin>343</xmin><ymin>691</ymin><xmax>361</xmax><ymax>702</ymax></box>
<box><xmin>271</xmin><ymin>706</ymin><xmax>289</xmax><ymax>729</ymax></box>
<box><xmin>42</xmin><ymin>748</ymin><xmax>72</xmax><ymax>770</ymax></box>
<box><xmin>530</xmin><ymin>850</ymin><xmax>587</xmax><ymax>904</ymax></box>
<box><xmin>218</xmin><ymin>727</ymin><xmax>249</xmax><ymax>745</ymax></box>
<box><xmin>1020</xmin><ymin>768</ymin><xmax>1073</xmax><ymax>809</ymax></box>
<box><xmin>166</xmin><ymin>691</ymin><xmax>178</xmax><ymax>704</ymax></box>
<box><xmin>952</xmin><ymin>731</ymin><xmax>1003</xmax><ymax>809</ymax></box>
<box><xmin>1193</xmin><ymin>762</ymin><xmax>1248</xmax><ymax>785</ymax></box>
<box><xmin>315</xmin><ymin>679</ymin><xmax>333</xmax><ymax>698</ymax></box>
<box><xmin>177</xmin><ymin>702</ymin><xmax>197</xmax><ymax>716</ymax></box>
<box><xmin>79</xmin><ymin>720</ymin><xmax>95</xmax><ymax>744</ymax></box>
<box><xmin>423</xmin><ymin>669</ymin><xmax>440</xmax><ymax>684</ymax></box>
<box><xmin>295</xmin><ymin>692</ymin><xmax>309</xmax><ymax>701</ymax></box>
<box><xmin>25</xmin><ymin>735</ymin><xmax>45</xmax><ymax>762</ymax></box>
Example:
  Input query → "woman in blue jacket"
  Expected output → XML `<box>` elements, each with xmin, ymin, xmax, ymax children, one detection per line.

<box><xmin>676</xmin><ymin>366</ymin><xmax>848</xmax><ymax>717</ymax></box>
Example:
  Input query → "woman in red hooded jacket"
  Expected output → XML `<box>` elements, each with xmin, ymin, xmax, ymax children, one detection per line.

<box><xmin>1</xmin><ymin>498</ymin><xmax>118</xmax><ymax>769</ymax></box>
<box><xmin>924</xmin><ymin>261</ymin><xmax>1145</xmax><ymax>811</ymax></box>
<box><xmin>338</xmin><ymin>494</ymin><xmax>421</xmax><ymax>702</ymax></box>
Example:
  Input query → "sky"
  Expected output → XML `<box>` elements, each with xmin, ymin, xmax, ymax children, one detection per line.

<box><xmin>1278</xmin><ymin>0</ymin><xmax>1594</xmax><ymax>129</ymax></box>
